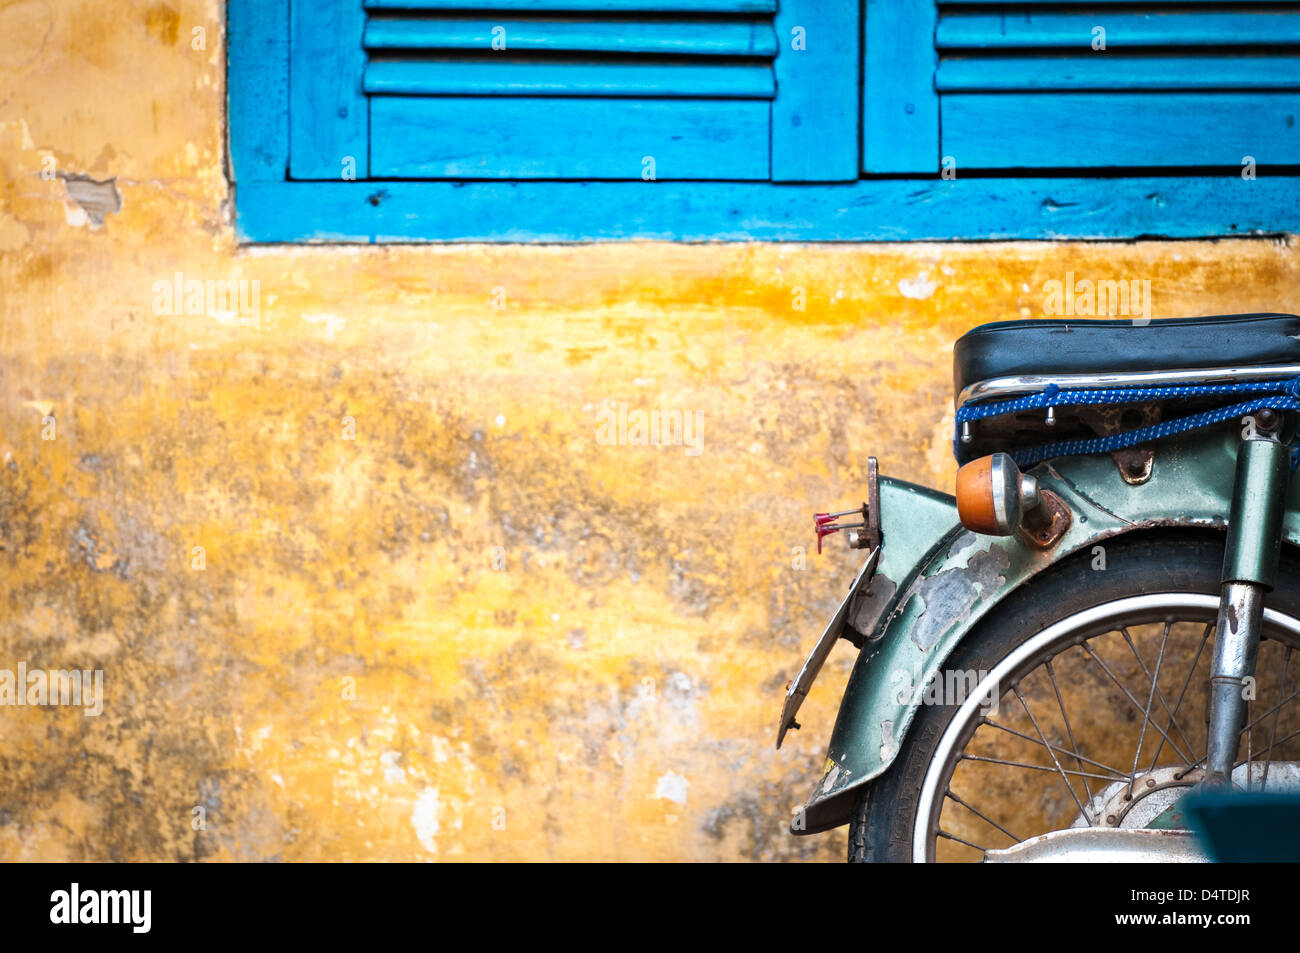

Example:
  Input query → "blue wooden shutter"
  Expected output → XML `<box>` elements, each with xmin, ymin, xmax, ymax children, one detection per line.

<box><xmin>291</xmin><ymin>2</ymin><xmax>370</xmax><ymax>179</ymax></box>
<box><xmin>865</xmin><ymin>1</ymin><xmax>1300</xmax><ymax>173</ymax></box>
<box><xmin>941</xmin><ymin>1</ymin><xmax>1300</xmax><ymax>169</ymax></box>
<box><xmin>288</xmin><ymin>0</ymin><xmax>858</xmax><ymax>183</ymax></box>
<box><xmin>863</xmin><ymin>0</ymin><xmax>939</xmax><ymax>173</ymax></box>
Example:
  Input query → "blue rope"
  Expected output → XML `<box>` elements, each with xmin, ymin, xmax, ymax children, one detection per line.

<box><xmin>957</xmin><ymin>377</ymin><xmax>1300</xmax><ymax>423</ymax></box>
<box><xmin>956</xmin><ymin>376</ymin><xmax>1300</xmax><ymax>467</ymax></box>
<box><xmin>1008</xmin><ymin>396</ymin><xmax>1300</xmax><ymax>467</ymax></box>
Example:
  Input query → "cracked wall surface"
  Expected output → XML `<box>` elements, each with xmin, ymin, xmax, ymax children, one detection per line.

<box><xmin>2</xmin><ymin>1</ymin><xmax>1300</xmax><ymax>860</ymax></box>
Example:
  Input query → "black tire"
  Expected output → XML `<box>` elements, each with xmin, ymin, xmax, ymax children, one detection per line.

<box><xmin>848</xmin><ymin>531</ymin><xmax>1300</xmax><ymax>862</ymax></box>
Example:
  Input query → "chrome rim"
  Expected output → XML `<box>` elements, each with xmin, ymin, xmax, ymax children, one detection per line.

<box><xmin>912</xmin><ymin>593</ymin><xmax>1300</xmax><ymax>863</ymax></box>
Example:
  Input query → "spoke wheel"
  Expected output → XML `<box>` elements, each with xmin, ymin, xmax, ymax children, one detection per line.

<box><xmin>847</xmin><ymin>533</ymin><xmax>1300</xmax><ymax>863</ymax></box>
<box><xmin>915</xmin><ymin>595</ymin><xmax>1300</xmax><ymax>862</ymax></box>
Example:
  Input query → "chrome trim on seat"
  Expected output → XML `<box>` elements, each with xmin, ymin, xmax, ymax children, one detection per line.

<box><xmin>956</xmin><ymin>364</ymin><xmax>1300</xmax><ymax>411</ymax></box>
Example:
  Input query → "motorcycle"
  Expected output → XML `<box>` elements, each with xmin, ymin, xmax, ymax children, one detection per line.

<box><xmin>779</xmin><ymin>313</ymin><xmax>1300</xmax><ymax>862</ymax></box>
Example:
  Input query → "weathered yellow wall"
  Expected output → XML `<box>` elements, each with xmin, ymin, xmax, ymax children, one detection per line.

<box><xmin>1</xmin><ymin>1</ymin><xmax>1298</xmax><ymax>861</ymax></box>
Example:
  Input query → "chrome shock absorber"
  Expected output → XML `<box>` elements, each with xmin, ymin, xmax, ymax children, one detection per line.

<box><xmin>1204</xmin><ymin>410</ymin><xmax>1295</xmax><ymax>788</ymax></box>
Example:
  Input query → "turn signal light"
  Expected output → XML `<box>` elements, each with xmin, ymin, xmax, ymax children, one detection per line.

<box><xmin>955</xmin><ymin>452</ymin><xmax>1042</xmax><ymax>536</ymax></box>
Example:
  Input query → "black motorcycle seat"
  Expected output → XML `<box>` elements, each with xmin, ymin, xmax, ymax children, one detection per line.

<box><xmin>954</xmin><ymin>313</ymin><xmax>1300</xmax><ymax>402</ymax></box>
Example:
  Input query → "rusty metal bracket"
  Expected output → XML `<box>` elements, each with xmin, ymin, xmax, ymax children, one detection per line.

<box><xmin>1018</xmin><ymin>488</ymin><xmax>1072</xmax><ymax>550</ymax></box>
<box><xmin>858</xmin><ymin>457</ymin><xmax>882</xmax><ymax>552</ymax></box>
<box><xmin>1112</xmin><ymin>446</ymin><xmax>1155</xmax><ymax>485</ymax></box>
<box><xmin>813</xmin><ymin>457</ymin><xmax>882</xmax><ymax>553</ymax></box>
<box><xmin>1077</xmin><ymin>404</ymin><xmax>1161</xmax><ymax>486</ymax></box>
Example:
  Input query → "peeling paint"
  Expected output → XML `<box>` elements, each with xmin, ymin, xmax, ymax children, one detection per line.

<box><xmin>898</xmin><ymin>275</ymin><xmax>938</xmax><ymax>300</ymax></box>
<box><xmin>879</xmin><ymin>720</ymin><xmax>896</xmax><ymax>761</ymax></box>
<box><xmin>946</xmin><ymin>532</ymin><xmax>977</xmax><ymax>562</ymax></box>
<box><xmin>911</xmin><ymin>545</ymin><xmax>1012</xmax><ymax>651</ymax></box>
<box><xmin>412</xmin><ymin>788</ymin><xmax>441</xmax><ymax>855</ymax></box>
<box><xmin>654</xmin><ymin>772</ymin><xmax>689</xmax><ymax>805</ymax></box>
<box><xmin>60</xmin><ymin>173</ymin><xmax>121</xmax><ymax>227</ymax></box>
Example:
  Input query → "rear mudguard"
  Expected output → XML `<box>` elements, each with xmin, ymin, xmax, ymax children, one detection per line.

<box><xmin>795</xmin><ymin>425</ymin><xmax>1300</xmax><ymax>834</ymax></box>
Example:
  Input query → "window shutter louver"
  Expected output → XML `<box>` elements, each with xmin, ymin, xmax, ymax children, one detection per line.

<box><xmin>863</xmin><ymin>1</ymin><xmax>1300</xmax><ymax>173</ymax></box>
<box><xmin>288</xmin><ymin>0</ymin><xmax>858</xmax><ymax>183</ymax></box>
<box><xmin>939</xmin><ymin>1</ymin><xmax>1300</xmax><ymax>169</ymax></box>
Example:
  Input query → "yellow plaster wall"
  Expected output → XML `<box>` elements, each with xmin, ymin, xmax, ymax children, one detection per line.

<box><xmin>1</xmin><ymin>1</ymin><xmax>1298</xmax><ymax>860</ymax></box>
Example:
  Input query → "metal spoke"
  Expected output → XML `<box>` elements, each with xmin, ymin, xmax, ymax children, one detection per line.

<box><xmin>1015</xmin><ymin>687</ymin><xmax>1092</xmax><ymax>825</ymax></box>
<box><xmin>1243</xmin><ymin>685</ymin><xmax>1300</xmax><ymax>734</ymax></box>
<box><xmin>1177</xmin><ymin>686</ymin><xmax>1300</xmax><ymax>777</ymax></box>
<box><xmin>1046</xmin><ymin>658</ymin><xmax>1094</xmax><ymax>806</ymax></box>
<box><xmin>1081</xmin><ymin>642</ymin><xmax>1195</xmax><ymax>765</ymax></box>
<box><xmin>926</xmin><ymin>597</ymin><xmax>1300</xmax><ymax>862</ymax></box>
<box><xmin>937</xmin><ymin>829</ymin><xmax>990</xmax><ymax>854</ymax></box>
<box><xmin>945</xmin><ymin>790</ymin><xmax>1021</xmax><ymax>844</ymax></box>
<box><xmin>961</xmin><ymin>753</ymin><xmax>1129</xmax><ymax>784</ymax></box>
<box><xmin>1263</xmin><ymin>646</ymin><xmax>1292</xmax><ymax>788</ymax></box>
<box><xmin>984</xmin><ymin>719</ymin><xmax>1129</xmax><ymax>780</ymax></box>
<box><xmin>1121</xmin><ymin>623</ymin><xmax>1196</xmax><ymax>763</ymax></box>
<box><xmin>1126</xmin><ymin>622</ymin><xmax>1170</xmax><ymax>800</ymax></box>
<box><xmin>1148</xmin><ymin>622</ymin><xmax>1213</xmax><ymax>773</ymax></box>
<box><xmin>1243</xmin><ymin>725</ymin><xmax>1300</xmax><ymax>761</ymax></box>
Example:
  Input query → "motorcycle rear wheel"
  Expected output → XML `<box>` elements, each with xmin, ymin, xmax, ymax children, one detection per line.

<box><xmin>848</xmin><ymin>531</ymin><xmax>1300</xmax><ymax>862</ymax></box>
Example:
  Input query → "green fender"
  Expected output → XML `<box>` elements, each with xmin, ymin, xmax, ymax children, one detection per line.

<box><xmin>796</xmin><ymin>425</ymin><xmax>1300</xmax><ymax>834</ymax></box>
